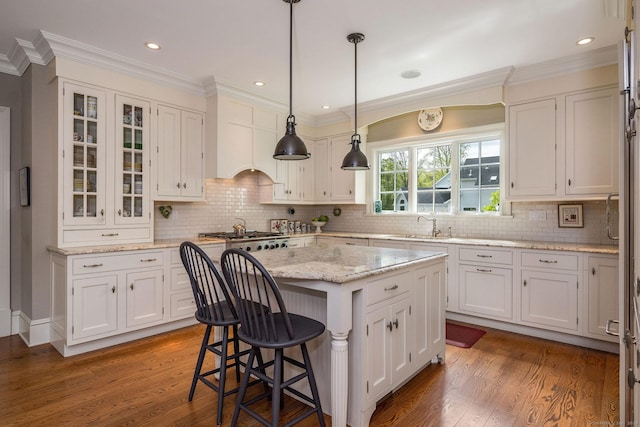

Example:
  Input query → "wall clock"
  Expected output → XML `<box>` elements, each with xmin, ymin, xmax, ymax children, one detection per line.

<box><xmin>417</xmin><ymin>107</ymin><xmax>443</xmax><ymax>131</ymax></box>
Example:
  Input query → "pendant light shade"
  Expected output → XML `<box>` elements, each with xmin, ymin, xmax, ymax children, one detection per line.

<box><xmin>274</xmin><ymin>0</ymin><xmax>310</xmax><ymax>160</ymax></box>
<box><xmin>342</xmin><ymin>32</ymin><xmax>370</xmax><ymax>170</ymax></box>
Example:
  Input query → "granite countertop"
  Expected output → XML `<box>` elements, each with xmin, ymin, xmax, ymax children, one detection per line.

<box><xmin>250</xmin><ymin>244</ymin><xmax>447</xmax><ymax>284</ymax></box>
<box><xmin>46</xmin><ymin>232</ymin><xmax>618</xmax><ymax>256</ymax></box>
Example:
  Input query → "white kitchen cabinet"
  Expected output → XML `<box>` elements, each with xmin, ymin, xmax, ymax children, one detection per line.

<box><xmin>155</xmin><ymin>105</ymin><xmax>204</xmax><ymax>201</ymax></box>
<box><xmin>59</xmin><ymin>82</ymin><xmax>153</xmax><ymax>247</ymax></box>
<box><xmin>506</xmin><ymin>85</ymin><xmax>619</xmax><ymax>200</ymax></box>
<box><xmin>507</xmin><ymin>98</ymin><xmax>557</xmax><ymax>198</ymax></box>
<box><xmin>585</xmin><ymin>255</ymin><xmax>618</xmax><ymax>342</ymax></box>
<box><xmin>334</xmin><ymin>237</ymin><xmax>369</xmax><ymax>246</ymax></box>
<box><xmin>313</xmin><ymin>134</ymin><xmax>366</xmax><ymax>204</ymax></box>
<box><xmin>565</xmin><ymin>87</ymin><xmax>619</xmax><ymax>196</ymax></box>
<box><xmin>413</xmin><ymin>263</ymin><xmax>446</xmax><ymax>368</ymax></box>
<box><xmin>409</xmin><ymin>242</ymin><xmax>452</xmax><ymax>309</ymax></box>
<box><xmin>50</xmin><ymin>249</ymin><xmax>168</xmax><ymax>354</ymax></box>
<box><xmin>71</xmin><ymin>274</ymin><xmax>118</xmax><ymax>340</ymax></box>
<box><xmin>458</xmin><ymin>246</ymin><xmax>513</xmax><ymax>320</ymax></box>
<box><xmin>520</xmin><ymin>251</ymin><xmax>579</xmax><ymax>333</ymax></box>
<box><xmin>114</xmin><ymin>94</ymin><xmax>151</xmax><ymax>225</ymax></box>
<box><xmin>365</xmin><ymin>271</ymin><xmax>413</xmax><ymax>404</ymax></box>
<box><xmin>125</xmin><ymin>269</ymin><xmax>164</xmax><ymax>328</ymax></box>
<box><xmin>369</xmin><ymin>239</ymin><xmax>407</xmax><ymax>249</ymax></box>
<box><xmin>287</xmin><ymin>236</ymin><xmax>316</xmax><ymax>248</ymax></box>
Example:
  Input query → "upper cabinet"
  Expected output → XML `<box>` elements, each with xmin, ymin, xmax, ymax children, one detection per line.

<box><xmin>209</xmin><ymin>94</ymin><xmax>280</xmax><ymax>180</ymax></box>
<box><xmin>155</xmin><ymin>105</ymin><xmax>204</xmax><ymax>201</ymax></box>
<box><xmin>506</xmin><ymin>81</ymin><xmax>619</xmax><ymax>201</ymax></box>
<box><xmin>59</xmin><ymin>82</ymin><xmax>153</xmax><ymax>247</ymax></box>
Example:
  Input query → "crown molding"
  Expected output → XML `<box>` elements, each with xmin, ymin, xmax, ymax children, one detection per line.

<box><xmin>506</xmin><ymin>44</ymin><xmax>618</xmax><ymax>85</ymax></box>
<box><xmin>40</xmin><ymin>31</ymin><xmax>206</xmax><ymax>95</ymax></box>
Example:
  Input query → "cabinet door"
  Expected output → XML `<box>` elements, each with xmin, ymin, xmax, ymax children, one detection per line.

<box><xmin>366</xmin><ymin>305</ymin><xmax>392</xmax><ymax>402</ymax></box>
<box><xmin>314</xmin><ymin>138</ymin><xmax>331</xmax><ymax>201</ymax></box>
<box><xmin>72</xmin><ymin>275</ymin><xmax>118</xmax><ymax>341</ymax></box>
<box><xmin>586</xmin><ymin>256</ymin><xmax>619</xmax><ymax>341</ymax></box>
<box><xmin>115</xmin><ymin>95</ymin><xmax>150</xmax><ymax>225</ymax></box>
<box><xmin>565</xmin><ymin>87</ymin><xmax>619</xmax><ymax>195</ymax></box>
<box><xmin>330</xmin><ymin>135</ymin><xmax>358</xmax><ymax>201</ymax></box>
<box><xmin>126</xmin><ymin>269</ymin><xmax>164</xmax><ymax>328</ymax></box>
<box><xmin>413</xmin><ymin>263</ymin><xmax>446</xmax><ymax>367</ymax></box>
<box><xmin>180</xmin><ymin>110</ymin><xmax>204</xmax><ymax>198</ymax></box>
<box><xmin>63</xmin><ymin>83</ymin><xmax>107</xmax><ymax>226</ymax></box>
<box><xmin>459</xmin><ymin>264</ymin><xmax>513</xmax><ymax>319</ymax></box>
<box><xmin>390</xmin><ymin>298</ymin><xmax>413</xmax><ymax>386</ymax></box>
<box><xmin>507</xmin><ymin>99</ymin><xmax>557</xmax><ymax>198</ymax></box>
<box><xmin>521</xmin><ymin>269</ymin><xmax>578</xmax><ymax>332</ymax></box>
<box><xmin>156</xmin><ymin>105</ymin><xmax>183</xmax><ymax>198</ymax></box>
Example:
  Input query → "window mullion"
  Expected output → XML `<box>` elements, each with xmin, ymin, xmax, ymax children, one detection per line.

<box><xmin>409</xmin><ymin>147</ymin><xmax>417</xmax><ymax>213</ymax></box>
<box><xmin>450</xmin><ymin>142</ymin><xmax>459</xmax><ymax>214</ymax></box>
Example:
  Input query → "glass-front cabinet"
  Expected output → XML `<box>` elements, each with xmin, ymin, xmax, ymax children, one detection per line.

<box><xmin>63</xmin><ymin>83</ymin><xmax>106</xmax><ymax>226</ymax></box>
<box><xmin>115</xmin><ymin>95</ymin><xmax>150</xmax><ymax>225</ymax></box>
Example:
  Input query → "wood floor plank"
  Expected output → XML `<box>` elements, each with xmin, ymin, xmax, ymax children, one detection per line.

<box><xmin>0</xmin><ymin>322</ymin><xmax>619</xmax><ymax>426</ymax></box>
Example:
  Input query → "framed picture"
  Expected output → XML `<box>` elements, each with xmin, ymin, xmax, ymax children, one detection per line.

<box><xmin>558</xmin><ymin>204</ymin><xmax>583</xmax><ymax>228</ymax></box>
<box><xmin>19</xmin><ymin>167</ymin><xmax>30</xmax><ymax>207</ymax></box>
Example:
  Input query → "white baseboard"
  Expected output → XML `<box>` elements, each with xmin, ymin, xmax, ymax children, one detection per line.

<box><xmin>16</xmin><ymin>311</ymin><xmax>51</xmax><ymax>347</ymax></box>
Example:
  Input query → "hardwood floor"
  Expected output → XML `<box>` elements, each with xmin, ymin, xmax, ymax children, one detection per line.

<box><xmin>0</xmin><ymin>323</ymin><xmax>618</xmax><ymax>426</ymax></box>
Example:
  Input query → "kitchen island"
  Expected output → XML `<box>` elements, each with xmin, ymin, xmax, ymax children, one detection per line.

<box><xmin>251</xmin><ymin>244</ymin><xmax>447</xmax><ymax>427</ymax></box>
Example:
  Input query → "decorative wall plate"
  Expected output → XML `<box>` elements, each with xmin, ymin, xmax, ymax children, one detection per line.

<box><xmin>417</xmin><ymin>107</ymin><xmax>443</xmax><ymax>131</ymax></box>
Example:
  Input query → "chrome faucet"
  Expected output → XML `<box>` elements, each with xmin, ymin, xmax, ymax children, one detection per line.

<box><xmin>417</xmin><ymin>215</ymin><xmax>440</xmax><ymax>238</ymax></box>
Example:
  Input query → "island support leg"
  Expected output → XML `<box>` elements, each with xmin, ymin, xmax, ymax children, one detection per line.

<box><xmin>330</xmin><ymin>332</ymin><xmax>349</xmax><ymax>427</ymax></box>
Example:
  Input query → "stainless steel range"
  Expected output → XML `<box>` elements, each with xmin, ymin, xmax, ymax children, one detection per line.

<box><xmin>198</xmin><ymin>231</ymin><xmax>289</xmax><ymax>252</ymax></box>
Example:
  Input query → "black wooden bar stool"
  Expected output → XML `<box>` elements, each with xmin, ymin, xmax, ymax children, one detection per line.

<box><xmin>180</xmin><ymin>242</ymin><xmax>267</xmax><ymax>427</ymax></box>
<box><xmin>221</xmin><ymin>248</ymin><xmax>326</xmax><ymax>427</ymax></box>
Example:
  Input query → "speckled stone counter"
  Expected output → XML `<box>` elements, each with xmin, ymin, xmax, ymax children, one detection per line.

<box><xmin>251</xmin><ymin>244</ymin><xmax>447</xmax><ymax>284</ymax></box>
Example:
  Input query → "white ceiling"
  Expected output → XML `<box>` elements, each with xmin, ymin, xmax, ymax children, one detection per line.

<box><xmin>0</xmin><ymin>0</ymin><xmax>627</xmax><ymax>119</ymax></box>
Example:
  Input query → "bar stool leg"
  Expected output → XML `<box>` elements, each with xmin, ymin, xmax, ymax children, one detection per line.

<box><xmin>189</xmin><ymin>324</ymin><xmax>212</xmax><ymax>401</ymax></box>
<box><xmin>231</xmin><ymin>347</ymin><xmax>256</xmax><ymax>427</ymax></box>
<box><xmin>271</xmin><ymin>349</ymin><xmax>283</xmax><ymax>427</ymax></box>
<box><xmin>301</xmin><ymin>343</ymin><xmax>326</xmax><ymax>426</ymax></box>
<box><xmin>216</xmin><ymin>325</ymin><xmax>230</xmax><ymax>427</ymax></box>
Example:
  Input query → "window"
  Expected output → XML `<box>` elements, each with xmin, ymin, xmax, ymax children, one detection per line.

<box><xmin>374</xmin><ymin>126</ymin><xmax>503</xmax><ymax>215</ymax></box>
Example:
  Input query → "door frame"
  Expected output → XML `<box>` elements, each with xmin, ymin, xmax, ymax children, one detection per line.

<box><xmin>0</xmin><ymin>107</ymin><xmax>10</xmax><ymax>336</ymax></box>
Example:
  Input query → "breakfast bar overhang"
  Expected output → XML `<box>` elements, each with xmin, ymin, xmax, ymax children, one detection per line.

<box><xmin>252</xmin><ymin>244</ymin><xmax>448</xmax><ymax>427</ymax></box>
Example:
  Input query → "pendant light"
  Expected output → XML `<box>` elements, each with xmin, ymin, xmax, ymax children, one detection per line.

<box><xmin>341</xmin><ymin>32</ymin><xmax>370</xmax><ymax>170</ymax></box>
<box><xmin>273</xmin><ymin>0</ymin><xmax>310</xmax><ymax>160</ymax></box>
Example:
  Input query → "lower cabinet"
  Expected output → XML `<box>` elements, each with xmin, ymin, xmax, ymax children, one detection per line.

<box><xmin>50</xmin><ymin>242</ymin><xmax>225</xmax><ymax>356</ymax></box>
<box><xmin>364</xmin><ymin>263</ymin><xmax>445</xmax><ymax>406</ymax></box>
<box><xmin>458</xmin><ymin>246</ymin><xmax>514</xmax><ymax>320</ymax></box>
<box><xmin>520</xmin><ymin>251</ymin><xmax>579</xmax><ymax>333</ymax></box>
<box><xmin>585</xmin><ymin>254</ymin><xmax>619</xmax><ymax>342</ymax></box>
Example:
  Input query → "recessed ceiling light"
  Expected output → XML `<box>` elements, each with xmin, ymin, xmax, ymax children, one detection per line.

<box><xmin>253</xmin><ymin>81</ymin><xmax>265</xmax><ymax>86</ymax></box>
<box><xmin>401</xmin><ymin>70</ymin><xmax>421</xmax><ymax>79</ymax></box>
<box><xmin>577</xmin><ymin>37</ymin><xmax>594</xmax><ymax>46</ymax></box>
<box><xmin>322</xmin><ymin>105</ymin><xmax>331</xmax><ymax>109</ymax></box>
<box><xmin>145</xmin><ymin>42</ymin><xmax>161</xmax><ymax>50</ymax></box>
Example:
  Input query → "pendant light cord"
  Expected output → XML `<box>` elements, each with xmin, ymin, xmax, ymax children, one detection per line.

<box><xmin>353</xmin><ymin>38</ymin><xmax>358</xmax><ymax>137</ymax></box>
<box><xmin>288</xmin><ymin>0</ymin><xmax>293</xmax><ymax>119</ymax></box>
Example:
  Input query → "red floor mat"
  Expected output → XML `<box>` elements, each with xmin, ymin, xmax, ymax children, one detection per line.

<box><xmin>445</xmin><ymin>322</ymin><xmax>486</xmax><ymax>348</ymax></box>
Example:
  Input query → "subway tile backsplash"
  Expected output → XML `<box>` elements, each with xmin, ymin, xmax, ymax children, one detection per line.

<box><xmin>155</xmin><ymin>173</ymin><xmax>618</xmax><ymax>246</ymax></box>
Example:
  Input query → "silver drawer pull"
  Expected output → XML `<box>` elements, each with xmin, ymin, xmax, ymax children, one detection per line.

<box><xmin>538</xmin><ymin>259</ymin><xmax>558</xmax><ymax>264</ymax></box>
<box><xmin>140</xmin><ymin>258</ymin><xmax>157</xmax><ymax>263</ymax></box>
<box><xmin>476</xmin><ymin>254</ymin><xmax>492</xmax><ymax>258</ymax></box>
<box><xmin>476</xmin><ymin>268</ymin><xmax>492</xmax><ymax>273</ymax></box>
<box><xmin>605</xmin><ymin>319</ymin><xmax>620</xmax><ymax>337</ymax></box>
<box><xmin>384</xmin><ymin>284</ymin><xmax>399</xmax><ymax>291</ymax></box>
<box><xmin>83</xmin><ymin>263</ymin><xmax>104</xmax><ymax>268</ymax></box>
<box><xmin>345</xmin><ymin>242</ymin><xmax>356</xmax><ymax>245</ymax></box>
<box><xmin>101</xmin><ymin>233</ymin><xmax>119</xmax><ymax>237</ymax></box>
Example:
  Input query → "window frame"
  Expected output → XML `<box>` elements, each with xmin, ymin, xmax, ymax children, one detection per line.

<box><xmin>369</xmin><ymin>123</ymin><xmax>506</xmax><ymax>216</ymax></box>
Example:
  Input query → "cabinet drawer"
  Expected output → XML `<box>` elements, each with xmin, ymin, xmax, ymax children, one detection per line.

<box><xmin>63</xmin><ymin>227</ymin><xmax>152</xmax><ymax>246</ymax></box>
<box><xmin>367</xmin><ymin>271</ymin><xmax>412</xmax><ymax>306</ymax></box>
<box><xmin>521</xmin><ymin>251</ymin><xmax>578</xmax><ymax>271</ymax></box>
<box><xmin>459</xmin><ymin>247</ymin><xmax>512</xmax><ymax>265</ymax></box>
<box><xmin>170</xmin><ymin>291</ymin><xmax>196</xmax><ymax>319</ymax></box>
<box><xmin>72</xmin><ymin>251</ymin><xmax>164</xmax><ymax>275</ymax></box>
<box><xmin>169</xmin><ymin>243</ymin><xmax>225</xmax><ymax>265</ymax></box>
